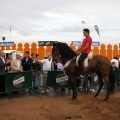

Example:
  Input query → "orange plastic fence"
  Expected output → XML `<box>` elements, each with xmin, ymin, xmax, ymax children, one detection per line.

<box><xmin>1</xmin><ymin>43</ymin><xmax>119</xmax><ymax>60</ymax></box>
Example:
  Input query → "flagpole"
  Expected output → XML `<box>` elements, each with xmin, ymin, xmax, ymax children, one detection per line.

<box><xmin>94</xmin><ymin>25</ymin><xmax>100</xmax><ymax>55</ymax></box>
<box><xmin>10</xmin><ymin>26</ymin><xmax>12</xmax><ymax>41</ymax></box>
<box><xmin>81</xmin><ymin>21</ymin><xmax>86</xmax><ymax>39</ymax></box>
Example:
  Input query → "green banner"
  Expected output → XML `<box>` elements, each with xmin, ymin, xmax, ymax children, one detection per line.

<box><xmin>38</xmin><ymin>41</ymin><xmax>57</xmax><ymax>46</ymax></box>
<box><xmin>91</xmin><ymin>70</ymin><xmax>120</xmax><ymax>86</ymax></box>
<box><xmin>90</xmin><ymin>73</ymin><xmax>99</xmax><ymax>86</ymax></box>
<box><xmin>46</xmin><ymin>71</ymin><xmax>71</xmax><ymax>88</ymax></box>
<box><xmin>114</xmin><ymin>69</ymin><xmax>120</xmax><ymax>84</ymax></box>
<box><xmin>5</xmin><ymin>71</ymin><xmax>32</xmax><ymax>92</ymax></box>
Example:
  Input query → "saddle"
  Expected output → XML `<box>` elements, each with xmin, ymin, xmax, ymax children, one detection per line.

<box><xmin>76</xmin><ymin>52</ymin><xmax>93</xmax><ymax>68</ymax></box>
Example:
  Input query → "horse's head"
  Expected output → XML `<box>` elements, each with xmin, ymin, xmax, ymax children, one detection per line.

<box><xmin>52</xmin><ymin>42</ymin><xmax>60</xmax><ymax>59</ymax></box>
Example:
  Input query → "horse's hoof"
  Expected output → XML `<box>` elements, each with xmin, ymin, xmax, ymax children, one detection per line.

<box><xmin>72</xmin><ymin>97</ymin><xmax>77</xmax><ymax>101</ymax></box>
<box><xmin>93</xmin><ymin>96</ymin><xmax>97</xmax><ymax>99</ymax></box>
<box><xmin>104</xmin><ymin>99</ymin><xmax>109</xmax><ymax>103</ymax></box>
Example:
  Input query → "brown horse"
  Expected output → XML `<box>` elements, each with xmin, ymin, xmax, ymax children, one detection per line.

<box><xmin>52</xmin><ymin>42</ymin><xmax>114</xmax><ymax>102</ymax></box>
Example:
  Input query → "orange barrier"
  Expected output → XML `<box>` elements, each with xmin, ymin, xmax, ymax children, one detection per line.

<box><xmin>1</xmin><ymin>43</ymin><xmax>119</xmax><ymax>60</ymax></box>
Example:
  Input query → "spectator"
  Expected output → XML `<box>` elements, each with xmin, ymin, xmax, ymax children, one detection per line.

<box><xmin>117</xmin><ymin>55</ymin><xmax>120</xmax><ymax>61</ymax></box>
<box><xmin>19</xmin><ymin>56</ymin><xmax>23</xmax><ymax>61</ymax></box>
<box><xmin>21</xmin><ymin>51</ymin><xmax>33</xmax><ymax>93</ymax></box>
<box><xmin>112</xmin><ymin>62</ymin><xmax>118</xmax><ymax>71</ymax></box>
<box><xmin>51</xmin><ymin>57</ymin><xmax>58</xmax><ymax>91</ymax></box>
<box><xmin>39</xmin><ymin>55</ymin><xmax>52</xmax><ymax>93</ymax></box>
<box><xmin>0</xmin><ymin>50</ymin><xmax>11</xmax><ymax>96</ymax></box>
<box><xmin>111</xmin><ymin>57</ymin><xmax>119</xmax><ymax>68</ymax></box>
<box><xmin>31</xmin><ymin>53</ymin><xmax>37</xmax><ymax>89</ymax></box>
<box><xmin>11</xmin><ymin>53</ymin><xmax>22</xmax><ymax>72</ymax></box>
<box><xmin>57</xmin><ymin>59</ymin><xmax>63</xmax><ymax>71</ymax></box>
<box><xmin>11</xmin><ymin>53</ymin><xmax>22</xmax><ymax>94</ymax></box>
<box><xmin>6</xmin><ymin>54</ymin><xmax>12</xmax><ymax>72</ymax></box>
<box><xmin>36</xmin><ymin>54</ymin><xmax>42</xmax><ymax>90</ymax></box>
<box><xmin>88</xmin><ymin>76</ymin><xmax>95</xmax><ymax>92</ymax></box>
<box><xmin>51</xmin><ymin>57</ymin><xmax>58</xmax><ymax>71</ymax></box>
<box><xmin>57</xmin><ymin>59</ymin><xmax>66</xmax><ymax>91</ymax></box>
<box><xmin>21</xmin><ymin>51</ymin><xmax>33</xmax><ymax>71</ymax></box>
<box><xmin>36</xmin><ymin>54</ymin><xmax>42</xmax><ymax>71</ymax></box>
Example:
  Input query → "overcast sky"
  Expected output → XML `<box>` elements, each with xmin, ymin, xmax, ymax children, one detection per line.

<box><xmin>0</xmin><ymin>0</ymin><xmax>120</xmax><ymax>42</ymax></box>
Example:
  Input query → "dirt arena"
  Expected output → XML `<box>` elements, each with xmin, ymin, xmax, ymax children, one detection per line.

<box><xmin>0</xmin><ymin>92</ymin><xmax>120</xmax><ymax>120</ymax></box>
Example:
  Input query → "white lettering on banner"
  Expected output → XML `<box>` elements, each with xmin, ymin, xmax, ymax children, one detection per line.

<box><xmin>71</xmin><ymin>41</ymin><xmax>82</xmax><ymax>46</ymax></box>
<box><xmin>92</xmin><ymin>42</ymin><xmax>100</xmax><ymax>46</ymax></box>
<box><xmin>71</xmin><ymin>41</ymin><xmax>100</xmax><ymax>46</ymax></box>
<box><xmin>45</xmin><ymin>42</ymin><xmax>50</xmax><ymax>45</ymax></box>
<box><xmin>94</xmin><ymin>76</ymin><xmax>98</xmax><ymax>82</ymax></box>
<box><xmin>0</xmin><ymin>42</ymin><xmax>14</xmax><ymax>47</ymax></box>
<box><xmin>39</xmin><ymin>42</ymin><xmax>44</xmax><ymax>45</ymax></box>
<box><xmin>13</xmin><ymin>76</ymin><xmax>25</xmax><ymax>85</ymax></box>
<box><xmin>56</xmin><ymin>76</ymin><xmax>68</xmax><ymax>83</ymax></box>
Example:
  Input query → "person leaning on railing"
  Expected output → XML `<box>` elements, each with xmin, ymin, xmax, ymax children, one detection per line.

<box><xmin>6</xmin><ymin>54</ymin><xmax>12</xmax><ymax>72</ymax></box>
<box><xmin>11</xmin><ymin>53</ymin><xmax>23</xmax><ymax>72</ymax></box>
<box><xmin>11</xmin><ymin>53</ymin><xmax>23</xmax><ymax>94</ymax></box>
<box><xmin>0</xmin><ymin>50</ymin><xmax>11</xmax><ymax>97</ymax></box>
<box><xmin>31</xmin><ymin>53</ymin><xmax>38</xmax><ymax>90</ymax></box>
<box><xmin>36</xmin><ymin>54</ymin><xmax>42</xmax><ymax>90</ymax></box>
<box><xmin>21</xmin><ymin>51</ymin><xmax>33</xmax><ymax>93</ymax></box>
<box><xmin>37</xmin><ymin>55</ymin><xmax>52</xmax><ymax>93</ymax></box>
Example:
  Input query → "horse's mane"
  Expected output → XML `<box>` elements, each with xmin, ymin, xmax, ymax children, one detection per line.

<box><xmin>57</xmin><ymin>42</ymin><xmax>76</xmax><ymax>59</ymax></box>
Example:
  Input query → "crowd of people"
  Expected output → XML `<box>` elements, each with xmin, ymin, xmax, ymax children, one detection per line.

<box><xmin>0</xmin><ymin>50</ymin><xmax>64</xmax><ymax>96</ymax></box>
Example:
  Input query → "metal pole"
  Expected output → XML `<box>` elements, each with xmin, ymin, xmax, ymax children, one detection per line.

<box><xmin>81</xmin><ymin>21</ymin><xmax>86</xmax><ymax>39</ymax></box>
<box><xmin>10</xmin><ymin>26</ymin><xmax>12</xmax><ymax>41</ymax></box>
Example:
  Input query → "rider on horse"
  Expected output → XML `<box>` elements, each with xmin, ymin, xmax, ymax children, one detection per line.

<box><xmin>76</xmin><ymin>28</ymin><xmax>92</xmax><ymax>72</ymax></box>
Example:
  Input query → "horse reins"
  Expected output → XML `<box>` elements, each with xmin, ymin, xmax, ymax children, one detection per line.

<box><xmin>63</xmin><ymin>56</ymin><xmax>76</xmax><ymax>70</ymax></box>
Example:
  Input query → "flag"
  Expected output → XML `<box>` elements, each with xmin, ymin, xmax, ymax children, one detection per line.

<box><xmin>94</xmin><ymin>25</ymin><xmax>100</xmax><ymax>36</ymax></box>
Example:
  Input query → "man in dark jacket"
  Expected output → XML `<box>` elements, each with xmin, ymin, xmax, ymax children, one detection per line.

<box><xmin>21</xmin><ymin>51</ymin><xmax>33</xmax><ymax>71</ymax></box>
<box><xmin>21</xmin><ymin>51</ymin><xmax>33</xmax><ymax>93</ymax></box>
<box><xmin>31</xmin><ymin>53</ymin><xmax>37</xmax><ymax>89</ymax></box>
<box><xmin>0</xmin><ymin>50</ymin><xmax>11</xmax><ymax>96</ymax></box>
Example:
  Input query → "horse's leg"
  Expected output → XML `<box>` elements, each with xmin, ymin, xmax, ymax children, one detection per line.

<box><xmin>69</xmin><ymin>76</ymin><xmax>77</xmax><ymax>100</ymax></box>
<box><xmin>94</xmin><ymin>75</ymin><xmax>104</xmax><ymax>99</ymax></box>
<box><xmin>104</xmin><ymin>76</ymin><xmax>111</xmax><ymax>102</ymax></box>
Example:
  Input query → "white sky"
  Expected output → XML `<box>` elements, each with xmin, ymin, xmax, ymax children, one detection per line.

<box><xmin>0</xmin><ymin>0</ymin><xmax>120</xmax><ymax>43</ymax></box>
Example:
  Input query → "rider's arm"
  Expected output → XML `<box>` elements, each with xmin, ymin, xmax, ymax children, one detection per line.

<box><xmin>75</xmin><ymin>46</ymin><xmax>81</xmax><ymax>54</ymax></box>
<box><xmin>78</xmin><ymin>42</ymin><xmax>90</xmax><ymax>54</ymax></box>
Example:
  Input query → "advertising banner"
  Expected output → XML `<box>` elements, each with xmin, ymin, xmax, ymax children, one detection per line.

<box><xmin>46</xmin><ymin>71</ymin><xmax>71</xmax><ymax>88</ymax></box>
<box><xmin>0</xmin><ymin>42</ymin><xmax>14</xmax><ymax>47</ymax></box>
<box><xmin>71</xmin><ymin>41</ymin><xmax>100</xmax><ymax>46</ymax></box>
<box><xmin>38</xmin><ymin>41</ymin><xmax>57</xmax><ymax>46</ymax></box>
<box><xmin>5</xmin><ymin>71</ymin><xmax>32</xmax><ymax>92</ymax></box>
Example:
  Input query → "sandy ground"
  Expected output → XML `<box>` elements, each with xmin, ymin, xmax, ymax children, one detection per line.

<box><xmin>0</xmin><ymin>92</ymin><xmax>120</xmax><ymax>120</ymax></box>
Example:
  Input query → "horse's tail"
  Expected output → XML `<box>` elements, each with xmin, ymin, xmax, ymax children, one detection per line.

<box><xmin>109</xmin><ymin>66</ymin><xmax>115</xmax><ymax>89</ymax></box>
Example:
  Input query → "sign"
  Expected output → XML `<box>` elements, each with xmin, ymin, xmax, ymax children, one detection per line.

<box><xmin>5</xmin><ymin>71</ymin><xmax>32</xmax><ymax>92</ymax></box>
<box><xmin>13</xmin><ymin>75</ymin><xmax>25</xmax><ymax>88</ymax></box>
<box><xmin>46</xmin><ymin>71</ymin><xmax>71</xmax><ymax>88</ymax></box>
<box><xmin>38</xmin><ymin>41</ymin><xmax>57</xmax><ymax>46</ymax></box>
<box><xmin>56</xmin><ymin>73</ymin><xmax>68</xmax><ymax>86</ymax></box>
<box><xmin>90</xmin><ymin>73</ymin><xmax>99</xmax><ymax>86</ymax></box>
<box><xmin>71</xmin><ymin>41</ymin><xmax>100</xmax><ymax>46</ymax></box>
<box><xmin>0</xmin><ymin>42</ymin><xmax>14</xmax><ymax>47</ymax></box>
<box><xmin>71</xmin><ymin>41</ymin><xmax>82</xmax><ymax>46</ymax></box>
<box><xmin>92</xmin><ymin>42</ymin><xmax>100</xmax><ymax>46</ymax></box>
